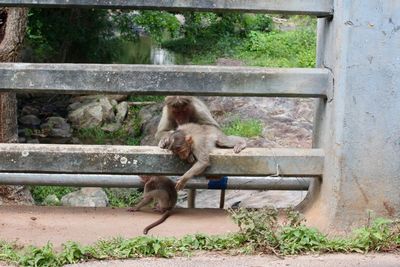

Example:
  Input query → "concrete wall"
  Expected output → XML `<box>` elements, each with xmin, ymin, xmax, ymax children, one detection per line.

<box><xmin>304</xmin><ymin>0</ymin><xmax>400</xmax><ymax>232</ymax></box>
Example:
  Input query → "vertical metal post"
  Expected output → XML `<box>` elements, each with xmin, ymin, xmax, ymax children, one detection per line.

<box><xmin>187</xmin><ymin>189</ymin><xmax>196</xmax><ymax>208</ymax></box>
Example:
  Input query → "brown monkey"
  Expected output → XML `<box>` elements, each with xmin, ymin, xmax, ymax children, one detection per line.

<box><xmin>162</xmin><ymin>123</ymin><xmax>246</xmax><ymax>191</ymax></box>
<box><xmin>128</xmin><ymin>176</ymin><xmax>177</xmax><ymax>235</ymax></box>
<box><xmin>155</xmin><ymin>96</ymin><xmax>220</xmax><ymax>148</ymax></box>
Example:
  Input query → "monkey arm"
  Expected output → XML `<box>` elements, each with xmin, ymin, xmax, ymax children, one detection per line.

<box><xmin>155</xmin><ymin>107</ymin><xmax>177</xmax><ymax>147</ymax></box>
<box><xmin>216</xmin><ymin>134</ymin><xmax>247</xmax><ymax>153</ymax></box>
<box><xmin>192</xmin><ymin>98</ymin><xmax>220</xmax><ymax>128</ymax></box>
<box><xmin>175</xmin><ymin>160</ymin><xmax>210</xmax><ymax>191</ymax></box>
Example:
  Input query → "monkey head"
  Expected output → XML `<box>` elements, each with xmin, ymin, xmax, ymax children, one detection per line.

<box><xmin>165</xmin><ymin>96</ymin><xmax>194</xmax><ymax>125</ymax></box>
<box><xmin>167</xmin><ymin>130</ymin><xmax>193</xmax><ymax>161</ymax></box>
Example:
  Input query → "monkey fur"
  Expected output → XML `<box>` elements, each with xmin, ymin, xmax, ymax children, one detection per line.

<box><xmin>162</xmin><ymin>123</ymin><xmax>246</xmax><ymax>191</ymax></box>
<box><xmin>128</xmin><ymin>176</ymin><xmax>177</xmax><ymax>235</ymax></box>
<box><xmin>155</xmin><ymin>96</ymin><xmax>220</xmax><ymax>148</ymax></box>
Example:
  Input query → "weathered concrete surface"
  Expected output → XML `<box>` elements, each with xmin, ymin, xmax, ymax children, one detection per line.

<box><xmin>0</xmin><ymin>206</ymin><xmax>238</xmax><ymax>248</ymax></box>
<box><xmin>0</xmin><ymin>63</ymin><xmax>331</xmax><ymax>97</ymax></box>
<box><xmin>0</xmin><ymin>144</ymin><xmax>324</xmax><ymax>176</ymax></box>
<box><xmin>66</xmin><ymin>253</ymin><xmax>400</xmax><ymax>267</ymax></box>
<box><xmin>0</xmin><ymin>0</ymin><xmax>334</xmax><ymax>16</ymax></box>
<box><xmin>303</xmin><ymin>0</ymin><xmax>400</xmax><ymax>232</ymax></box>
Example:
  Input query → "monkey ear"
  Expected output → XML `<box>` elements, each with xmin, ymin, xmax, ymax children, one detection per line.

<box><xmin>185</xmin><ymin>135</ymin><xmax>193</xmax><ymax>144</ymax></box>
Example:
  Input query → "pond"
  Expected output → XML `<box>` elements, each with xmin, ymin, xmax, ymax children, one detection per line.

<box><xmin>116</xmin><ymin>36</ymin><xmax>187</xmax><ymax>65</ymax></box>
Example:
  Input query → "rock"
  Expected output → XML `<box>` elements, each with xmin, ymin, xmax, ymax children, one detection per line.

<box><xmin>110</xmin><ymin>99</ymin><xmax>118</xmax><ymax>106</ymax></box>
<box><xmin>61</xmin><ymin>188</ymin><xmax>108</xmax><ymax>207</ymax></box>
<box><xmin>101</xmin><ymin>122</ymin><xmax>121</xmax><ymax>133</ymax></box>
<box><xmin>43</xmin><ymin>194</ymin><xmax>60</xmax><ymax>206</ymax></box>
<box><xmin>0</xmin><ymin>185</ymin><xmax>34</xmax><ymax>205</ymax></box>
<box><xmin>115</xmin><ymin>101</ymin><xmax>128</xmax><ymax>123</ymax></box>
<box><xmin>68</xmin><ymin>97</ymin><xmax>115</xmax><ymax>129</ymax></box>
<box><xmin>138</xmin><ymin>103</ymin><xmax>163</xmax><ymax>145</ymax></box>
<box><xmin>21</xmin><ymin>105</ymin><xmax>40</xmax><ymax>116</ymax></box>
<box><xmin>19</xmin><ymin>115</ymin><xmax>41</xmax><ymax>127</ymax></box>
<box><xmin>40</xmin><ymin>116</ymin><xmax>72</xmax><ymax>138</ymax></box>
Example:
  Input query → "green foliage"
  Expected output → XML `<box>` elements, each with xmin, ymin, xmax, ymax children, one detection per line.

<box><xmin>163</xmin><ymin>13</ymin><xmax>273</xmax><ymax>64</ymax></box>
<box><xmin>113</xmin><ymin>11</ymin><xmax>180</xmax><ymax>43</ymax></box>
<box><xmin>0</xmin><ymin>214</ymin><xmax>398</xmax><ymax>266</ymax></box>
<box><xmin>30</xmin><ymin>186</ymin><xmax>77</xmax><ymax>204</ymax></box>
<box><xmin>26</xmin><ymin>8</ymin><xmax>120</xmax><ymax>63</ymax></box>
<box><xmin>223</xmin><ymin>118</ymin><xmax>263</xmax><ymax>138</ymax></box>
<box><xmin>103</xmin><ymin>188</ymin><xmax>142</xmax><ymax>208</ymax></box>
<box><xmin>238</xmin><ymin>28</ymin><xmax>316</xmax><ymax>67</ymax></box>
<box><xmin>279</xmin><ymin>226</ymin><xmax>327</xmax><ymax>254</ymax></box>
<box><xmin>0</xmin><ymin>241</ymin><xmax>19</xmax><ymax>263</ymax></box>
<box><xmin>75</xmin><ymin>126</ymin><xmax>137</xmax><ymax>145</ymax></box>
<box><xmin>351</xmin><ymin>217</ymin><xmax>398</xmax><ymax>252</ymax></box>
<box><xmin>19</xmin><ymin>243</ymin><xmax>59</xmax><ymax>267</ymax></box>
<box><xmin>58</xmin><ymin>242</ymin><xmax>88</xmax><ymax>265</ymax></box>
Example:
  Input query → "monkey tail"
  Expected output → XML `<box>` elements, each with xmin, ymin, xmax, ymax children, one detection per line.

<box><xmin>143</xmin><ymin>210</ymin><xmax>171</xmax><ymax>235</ymax></box>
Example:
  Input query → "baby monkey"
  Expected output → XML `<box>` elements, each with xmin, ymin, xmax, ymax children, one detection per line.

<box><xmin>162</xmin><ymin>123</ymin><xmax>246</xmax><ymax>191</ymax></box>
<box><xmin>128</xmin><ymin>176</ymin><xmax>177</xmax><ymax>235</ymax></box>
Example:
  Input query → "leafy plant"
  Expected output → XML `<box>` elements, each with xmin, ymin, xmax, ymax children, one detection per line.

<box><xmin>103</xmin><ymin>188</ymin><xmax>142</xmax><ymax>208</ymax></box>
<box><xmin>238</xmin><ymin>28</ymin><xmax>316</xmax><ymax>67</ymax></box>
<box><xmin>351</xmin><ymin>217</ymin><xmax>398</xmax><ymax>252</ymax></box>
<box><xmin>19</xmin><ymin>243</ymin><xmax>59</xmax><ymax>267</ymax></box>
<box><xmin>30</xmin><ymin>186</ymin><xmax>77</xmax><ymax>204</ymax></box>
<box><xmin>223</xmin><ymin>118</ymin><xmax>263</xmax><ymax>137</ymax></box>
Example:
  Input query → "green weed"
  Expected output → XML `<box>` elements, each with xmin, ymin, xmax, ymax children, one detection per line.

<box><xmin>30</xmin><ymin>186</ymin><xmax>77</xmax><ymax>205</ymax></box>
<box><xmin>223</xmin><ymin>118</ymin><xmax>263</xmax><ymax>138</ymax></box>
<box><xmin>0</xmin><ymin>210</ymin><xmax>398</xmax><ymax>266</ymax></box>
<box><xmin>103</xmin><ymin>188</ymin><xmax>142</xmax><ymax>208</ymax></box>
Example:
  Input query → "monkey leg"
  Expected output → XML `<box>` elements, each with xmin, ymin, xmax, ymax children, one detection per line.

<box><xmin>127</xmin><ymin>195</ymin><xmax>153</xmax><ymax>212</ymax></box>
<box><xmin>217</xmin><ymin>135</ymin><xmax>246</xmax><ymax>153</ymax></box>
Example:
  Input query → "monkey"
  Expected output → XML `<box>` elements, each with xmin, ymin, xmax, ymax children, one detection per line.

<box><xmin>162</xmin><ymin>123</ymin><xmax>246</xmax><ymax>191</ymax></box>
<box><xmin>155</xmin><ymin>96</ymin><xmax>220</xmax><ymax>149</ymax></box>
<box><xmin>127</xmin><ymin>176</ymin><xmax>177</xmax><ymax>235</ymax></box>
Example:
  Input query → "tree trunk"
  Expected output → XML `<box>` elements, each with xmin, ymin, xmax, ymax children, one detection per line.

<box><xmin>0</xmin><ymin>7</ymin><xmax>33</xmax><ymax>205</ymax></box>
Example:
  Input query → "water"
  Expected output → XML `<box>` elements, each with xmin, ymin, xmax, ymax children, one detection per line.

<box><xmin>116</xmin><ymin>36</ymin><xmax>186</xmax><ymax>65</ymax></box>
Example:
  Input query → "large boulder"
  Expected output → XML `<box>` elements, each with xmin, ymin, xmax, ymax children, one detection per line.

<box><xmin>40</xmin><ymin>116</ymin><xmax>72</xmax><ymax>138</ymax></box>
<box><xmin>68</xmin><ymin>97</ymin><xmax>115</xmax><ymax>129</ymax></box>
<box><xmin>61</xmin><ymin>188</ymin><xmax>108</xmax><ymax>207</ymax></box>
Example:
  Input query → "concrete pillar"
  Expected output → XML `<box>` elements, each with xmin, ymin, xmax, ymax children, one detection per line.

<box><xmin>303</xmin><ymin>0</ymin><xmax>400</xmax><ymax>232</ymax></box>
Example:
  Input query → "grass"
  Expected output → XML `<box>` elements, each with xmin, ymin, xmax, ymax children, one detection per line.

<box><xmin>163</xmin><ymin>15</ymin><xmax>316</xmax><ymax>67</ymax></box>
<box><xmin>222</xmin><ymin>118</ymin><xmax>263</xmax><ymax>138</ymax></box>
<box><xmin>30</xmin><ymin>186</ymin><xmax>142</xmax><ymax>207</ymax></box>
<box><xmin>0</xmin><ymin>209</ymin><xmax>398</xmax><ymax>266</ymax></box>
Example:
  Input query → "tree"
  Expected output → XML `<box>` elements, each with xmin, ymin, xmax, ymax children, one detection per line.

<box><xmin>0</xmin><ymin>7</ymin><xmax>33</xmax><ymax>205</ymax></box>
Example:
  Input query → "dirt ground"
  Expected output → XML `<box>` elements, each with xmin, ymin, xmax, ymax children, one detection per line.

<box><xmin>0</xmin><ymin>205</ymin><xmax>237</xmax><ymax>249</ymax></box>
<box><xmin>0</xmin><ymin>206</ymin><xmax>399</xmax><ymax>267</ymax></box>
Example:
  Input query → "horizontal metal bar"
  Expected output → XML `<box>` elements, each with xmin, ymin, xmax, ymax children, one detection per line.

<box><xmin>0</xmin><ymin>173</ymin><xmax>311</xmax><ymax>190</ymax></box>
<box><xmin>0</xmin><ymin>63</ymin><xmax>330</xmax><ymax>98</ymax></box>
<box><xmin>0</xmin><ymin>0</ymin><xmax>334</xmax><ymax>16</ymax></box>
<box><xmin>0</xmin><ymin>144</ymin><xmax>324</xmax><ymax>176</ymax></box>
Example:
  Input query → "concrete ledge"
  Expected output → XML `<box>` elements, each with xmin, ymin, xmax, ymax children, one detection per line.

<box><xmin>0</xmin><ymin>0</ymin><xmax>334</xmax><ymax>16</ymax></box>
<box><xmin>0</xmin><ymin>144</ymin><xmax>324</xmax><ymax>176</ymax></box>
<box><xmin>0</xmin><ymin>63</ymin><xmax>331</xmax><ymax>97</ymax></box>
